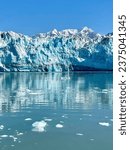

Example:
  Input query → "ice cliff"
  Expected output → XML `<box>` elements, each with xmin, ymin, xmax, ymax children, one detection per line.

<box><xmin>0</xmin><ymin>27</ymin><xmax>113</xmax><ymax>72</ymax></box>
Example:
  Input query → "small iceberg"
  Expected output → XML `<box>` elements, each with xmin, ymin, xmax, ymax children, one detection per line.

<box><xmin>9</xmin><ymin>135</ymin><xmax>18</xmax><ymax>142</ymax></box>
<box><xmin>56</xmin><ymin>124</ymin><xmax>63</xmax><ymax>128</ymax></box>
<box><xmin>17</xmin><ymin>132</ymin><xmax>23</xmax><ymax>136</ymax></box>
<box><xmin>0</xmin><ymin>125</ymin><xmax>4</xmax><ymax>130</ymax></box>
<box><xmin>0</xmin><ymin>135</ymin><xmax>8</xmax><ymax>138</ymax></box>
<box><xmin>62</xmin><ymin>114</ymin><xmax>68</xmax><ymax>118</ymax></box>
<box><xmin>32</xmin><ymin>120</ymin><xmax>47</xmax><ymax>132</ymax></box>
<box><xmin>44</xmin><ymin>118</ymin><xmax>52</xmax><ymax>122</ymax></box>
<box><xmin>25</xmin><ymin>118</ymin><xmax>32</xmax><ymax>121</ymax></box>
<box><xmin>99</xmin><ymin>122</ymin><xmax>110</xmax><ymax>127</ymax></box>
<box><xmin>76</xmin><ymin>133</ymin><xmax>84</xmax><ymax>136</ymax></box>
<box><xmin>90</xmin><ymin>138</ymin><xmax>94</xmax><ymax>141</ymax></box>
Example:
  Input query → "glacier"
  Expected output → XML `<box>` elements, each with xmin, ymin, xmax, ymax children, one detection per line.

<box><xmin>0</xmin><ymin>27</ymin><xmax>113</xmax><ymax>72</ymax></box>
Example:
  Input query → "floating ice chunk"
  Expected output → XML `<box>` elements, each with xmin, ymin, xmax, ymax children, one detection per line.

<box><xmin>90</xmin><ymin>138</ymin><xmax>94</xmax><ymax>141</ymax></box>
<box><xmin>99</xmin><ymin>122</ymin><xmax>110</xmax><ymax>127</ymax></box>
<box><xmin>44</xmin><ymin>118</ymin><xmax>52</xmax><ymax>122</ymax></box>
<box><xmin>82</xmin><ymin>114</ymin><xmax>88</xmax><ymax>116</ymax></box>
<box><xmin>0</xmin><ymin>135</ymin><xmax>8</xmax><ymax>138</ymax></box>
<box><xmin>105</xmin><ymin>116</ymin><xmax>108</xmax><ymax>118</ymax></box>
<box><xmin>17</xmin><ymin>132</ymin><xmax>23</xmax><ymax>136</ymax></box>
<box><xmin>77</xmin><ymin>57</ymin><xmax>85</xmax><ymax>62</ymax></box>
<box><xmin>25</xmin><ymin>118</ymin><xmax>32</xmax><ymax>121</ymax></box>
<box><xmin>9</xmin><ymin>135</ymin><xmax>18</xmax><ymax>142</ymax></box>
<box><xmin>0</xmin><ymin>125</ymin><xmax>4</xmax><ymax>130</ymax></box>
<box><xmin>32</xmin><ymin>120</ymin><xmax>47</xmax><ymax>132</ymax></box>
<box><xmin>102</xmin><ymin>89</ymin><xmax>109</xmax><ymax>93</ymax></box>
<box><xmin>56</xmin><ymin>124</ymin><xmax>63</xmax><ymax>128</ymax></box>
<box><xmin>60</xmin><ymin>121</ymin><xmax>64</xmax><ymax>123</ymax></box>
<box><xmin>76</xmin><ymin>133</ymin><xmax>84</xmax><ymax>136</ymax></box>
<box><xmin>62</xmin><ymin>114</ymin><xmax>68</xmax><ymax>118</ymax></box>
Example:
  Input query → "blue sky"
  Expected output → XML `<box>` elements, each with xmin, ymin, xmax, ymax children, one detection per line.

<box><xmin>0</xmin><ymin>0</ymin><xmax>112</xmax><ymax>35</ymax></box>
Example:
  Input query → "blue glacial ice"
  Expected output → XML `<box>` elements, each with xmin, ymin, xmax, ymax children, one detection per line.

<box><xmin>0</xmin><ymin>27</ymin><xmax>113</xmax><ymax>72</ymax></box>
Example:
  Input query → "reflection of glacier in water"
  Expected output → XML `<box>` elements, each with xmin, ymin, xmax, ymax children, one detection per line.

<box><xmin>0</xmin><ymin>72</ymin><xmax>112</xmax><ymax>112</ymax></box>
<box><xmin>0</xmin><ymin>72</ymin><xmax>113</xmax><ymax>150</ymax></box>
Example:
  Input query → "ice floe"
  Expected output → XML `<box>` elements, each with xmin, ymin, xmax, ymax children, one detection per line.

<box><xmin>62</xmin><ymin>114</ymin><xmax>68</xmax><ymax>118</ymax></box>
<box><xmin>32</xmin><ymin>120</ymin><xmax>47</xmax><ymax>132</ymax></box>
<box><xmin>105</xmin><ymin>116</ymin><xmax>108</xmax><ymax>118</ymax></box>
<box><xmin>17</xmin><ymin>132</ymin><xmax>23</xmax><ymax>136</ymax></box>
<box><xmin>25</xmin><ymin>118</ymin><xmax>32</xmax><ymax>121</ymax></box>
<box><xmin>44</xmin><ymin>118</ymin><xmax>52</xmax><ymax>122</ymax></box>
<box><xmin>0</xmin><ymin>135</ymin><xmax>8</xmax><ymax>138</ymax></box>
<box><xmin>56</xmin><ymin>124</ymin><xmax>63</xmax><ymax>128</ymax></box>
<box><xmin>60</xmin><ymin>121</ymin><xmax>64</xmax><ymax>123</ymax></box>
<box><xmin>76</xmin><ymin>133</ymin><xmax>84</xmax><ymax>136</ymax></box>
<box><xmin>99</xmin><ymin>122</ymin><xmax>110</xmax><ymax>127</ymax></box>
<box><xmin>102</xmin><ymin>89</ymin><xmax>109</xmax><ymax>93</ymax></box>
<box><xmin>0</xmin><ymin>125</ymin><xmax>4</xmax><ymax>130</ymax></box>
<box><xmin>9</xmin><ymin>135</ymin><xmax>18</xmax><ymax>142</ymax></box>
<box><xmin>90</xmin><ymin>138</ymin><xmax>94</xmax><ymax>141</ymax></box>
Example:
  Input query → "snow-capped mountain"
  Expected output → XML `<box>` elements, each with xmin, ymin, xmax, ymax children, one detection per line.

<box><xmin>0</xmin><ymin>27</ymin><xmax>113</xmax><ymax>72</ymax></box>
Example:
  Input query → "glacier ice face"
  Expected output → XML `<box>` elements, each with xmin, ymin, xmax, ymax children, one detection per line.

<box><xmin>0</xmin><ymin>27</ymin><xmax>113</xmax><ymax>72</ymax></box>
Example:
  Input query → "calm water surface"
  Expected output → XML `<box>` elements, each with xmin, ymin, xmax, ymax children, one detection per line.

<box><xmin>0</xmin><ymin>72</ymin><xmax>113</xmax><ymax>150</ymax></box>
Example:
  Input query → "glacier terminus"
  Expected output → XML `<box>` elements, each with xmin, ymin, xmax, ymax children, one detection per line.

<box><xmin>0</xmin><ymin>27</ymin><xmax>113</xmax><ymax>72</ymax></box>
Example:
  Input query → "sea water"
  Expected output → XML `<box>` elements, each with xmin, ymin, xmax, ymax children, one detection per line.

<box><xmin>0</xmin><ymin>72</ymin><xmax>113</xmax><ymax>150</ymax></box>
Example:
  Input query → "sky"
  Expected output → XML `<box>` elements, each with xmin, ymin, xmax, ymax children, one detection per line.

<box><xmin>0</xmin><ymin>0</ymin><xmax>113</xmax><ymax>36</ymax></box>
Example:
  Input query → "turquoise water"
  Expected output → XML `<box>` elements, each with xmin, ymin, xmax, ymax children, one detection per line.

<box><xmin>0</xmin><ymin>72</ymin><xmax>113</xmax><ymax>150</ymax></box>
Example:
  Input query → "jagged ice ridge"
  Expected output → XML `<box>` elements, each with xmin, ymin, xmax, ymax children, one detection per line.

<box><xmin>0</xmin><ymin>27</ymin><xmax>113</xmax><ymax>72</ymax></box>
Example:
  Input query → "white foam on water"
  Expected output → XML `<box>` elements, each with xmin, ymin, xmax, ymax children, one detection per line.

<box><xmin>25</xmin><ymin>118</ymin><xmax>32</xmax><ymax>121</ymax></box>
<box><xmin>110</xmin><ymin>119</ymin><xmax>113</xmax><ymax>122</ymax></box>
<box><xmin>56</xmin><ymin>124</ymin><xmax>63</xmax><ymax>128</ymax></box>
<box><xmin>32</xmin><ymin>120</ymin><xmax>47</xmax><ymax>132</ymax></box>
<box><xmin>0</xmin><ymin>125</ymin><xmax>4</xmax><ymax>130</ymax></box>
<box><xmin>44</xmin><ymin>118</ymin><xmax>52</xmax><ymax>122</ymax></box>
<box><xmin>99</xmin><ymin>122</ymin><xmax>110</xmax><ymax>127</ymax></box>
<box><xmin>76</xmin><ymin>133</ymin><xmax>84</xmax><ymax>136</ymax></box>
<box><xmin>88</xmin><ymin>114</ymin><xmax>92</xmax><ymax>117</ymax></box>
